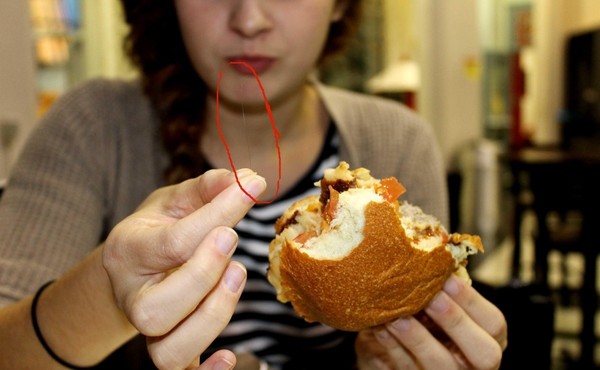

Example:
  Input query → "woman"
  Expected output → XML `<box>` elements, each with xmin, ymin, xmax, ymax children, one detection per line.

<box><xmin>0</xmin><ymin>0</ymin><xmax>506</xmax><ymax>369</ymax></box>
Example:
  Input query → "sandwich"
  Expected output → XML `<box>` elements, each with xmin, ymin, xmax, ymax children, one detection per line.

<box><xmin>267</xmin><ymin>161</ymin><xmax>483</xmax><ymax>331</ymax></box>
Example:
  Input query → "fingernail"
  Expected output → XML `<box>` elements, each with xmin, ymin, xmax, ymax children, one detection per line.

<box><xmin>240</xmin><ymin>175</ymin><xmax>267</xmax><ymax>199</ymax></box>
<box><xmin>216</xmin><ymin>228</ymin><xmax>238</xmax><ymax>256</ymax></box>
<box><xmin>428</xmin><ymin>293</ymin><xmax>449</xmax><ymax>313</ymax></box>
<box><xmin>391</xmin><ymin>318</ymin><xmax>411</xmax><ymax>331</ymax></box>
<box><xmin>374</xmin><ymin>328</ymin><xmax>394</xmax><ymax>349</ymax></box>
<box><xmin>236</xmin><ymin>168</ymin><xmax>255</xmax><ymax>179</ymax></box>
<box><xmin>374</xmin><ymin>327</ymin><xmax>390</xmax><ymax>342</ymax></box>
<box><xmin>443</xmin><ymin>275</ymin><xmax>461</xmax><ymax>297</ymax></box>
<box><xmin>370</xmin><ymin>357</ymin><xmax>389</xmax><ymax>370</ymax></box>
<box><xmin>212</xmin><ymin>358</ymin><xmax>235</xmax><ymax>370</ymax></box>
<box><xmin>224</xmin><ymin>264</ymin><xmax>246</xmax><ymax>293</ymax></box>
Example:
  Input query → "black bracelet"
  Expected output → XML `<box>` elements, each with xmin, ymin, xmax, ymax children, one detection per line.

<box><xmin>31</xmin><ymin>280</ymin><xmax>92</xmax><ymax>369</ymax></box>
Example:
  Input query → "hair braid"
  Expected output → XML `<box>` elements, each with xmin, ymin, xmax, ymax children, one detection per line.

<box><xmin>121</xmin><ymin>0</ymin><xmax>207</xmax><ymax>184</ymax></box>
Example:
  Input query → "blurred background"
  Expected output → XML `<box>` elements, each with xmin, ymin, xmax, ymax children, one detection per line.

<box><xmin>1</xmin><ymin>0</ymin><xmax>600</xmax><ymax>369</ymax></box>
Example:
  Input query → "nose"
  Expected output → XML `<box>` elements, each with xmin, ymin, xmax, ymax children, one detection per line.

<box><xmin>229</xmin><ymin>0</ymin><xmax>272</xmax><ymax>37</ymax></box>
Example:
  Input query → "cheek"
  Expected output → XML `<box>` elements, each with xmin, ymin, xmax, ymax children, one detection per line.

<box><xmin>175</xmin><ymin>3</ymin><xmax>221</xmax><ymax>58</ymax></box>
<box><xmin>286</xmin><ymin>5</ymin><xmax>338</xmax><ymax>56</ymax></box>
<box><xmin>175</xmin><ymin>10</ymin><xmax>223</xmax><ymax>88</ymax></box>
<box><xmin>180</xmin><ymin>33</ymin><xmax>217</xmax><ymax>88</ymax></box>
<box><xmin>288</xmin><ymin>22</ymin><xmax>331</xmax><ymax>69</ymax></box>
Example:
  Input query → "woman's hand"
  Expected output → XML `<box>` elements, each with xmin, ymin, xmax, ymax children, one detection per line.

<box><xmin>103</xmin><ymin>169</ymin><xmax>266</xmax><ymax>370</ymax></box>
<box><xmin>355</xmin><ymin>275</ymin><xmax>507</xmax><ymax>370</ymax></box>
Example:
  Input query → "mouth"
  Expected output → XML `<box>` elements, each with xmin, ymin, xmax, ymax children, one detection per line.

<box><xmin>227</xmin><ymin>56</ymin><xmax>275</xmax><ymax>75</ymax></box>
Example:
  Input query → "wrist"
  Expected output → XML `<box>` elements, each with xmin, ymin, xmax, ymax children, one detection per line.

<box><xmin>32</xmin><ymin>280</ymin><xmax>96</xmax><ymax>369</ymax></box>
<box><xmin>34</xmin><ymin>247</ymin><xmax>136</xmax><ymax>366</ymax></box>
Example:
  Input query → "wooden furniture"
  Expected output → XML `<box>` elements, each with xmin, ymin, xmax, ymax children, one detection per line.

<box><xmin>507</xmin><ymin>146</ymin><xmax>600</xmax><ymax>369</ymax></box>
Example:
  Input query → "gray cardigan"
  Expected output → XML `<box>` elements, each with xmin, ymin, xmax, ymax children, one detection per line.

<box><xmin>0</xmin><ymin>78</ymin><xmax>447</xmax><ymax>305</ymax></box>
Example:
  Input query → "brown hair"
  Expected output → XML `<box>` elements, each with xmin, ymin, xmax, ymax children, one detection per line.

<box><xmin>120</xmin><ymin>0</ymin><xmax>362</xmax><ymax>184</ymax></box>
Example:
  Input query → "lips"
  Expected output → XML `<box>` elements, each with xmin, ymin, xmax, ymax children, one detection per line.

<box><xmin>227</xmin><ymin>56</ymin><xmax>275</xmax><ymax>75</ymax></box>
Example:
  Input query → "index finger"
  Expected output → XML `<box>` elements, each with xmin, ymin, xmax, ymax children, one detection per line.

<box><xmin>443</xmin><ymin>275</ymin><xmax>507</xmax><ymax>347</ymax></box>
<box><xmin>106</xmin><ymin>169</ymin><xmax>267</xmax><ymax>277</ymax></box>
<box><xmin>153</xmin><ymin>172</ymin><xmax>267</xmax><ymax>267</ymax></box>
<box><xmin>140</xmin><ymin>168</ymin><xmax>253</xmax><ymax>216</ymax></box>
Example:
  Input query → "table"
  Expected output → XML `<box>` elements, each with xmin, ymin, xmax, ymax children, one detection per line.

<box><xmin>507</xmin><ymin>146</ymin><xmax>600</xmax><ymax>369</ymax></box>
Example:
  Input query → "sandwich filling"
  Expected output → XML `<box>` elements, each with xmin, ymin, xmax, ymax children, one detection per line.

<box><xmin>268</xmin><ymin>161</ymin><xmax>484</xmax><ymax>330</ymax></box>
<box><xmin>274</xmin><ymin>161</ymin><xmax>480</xmax><ymax>265</ymax></box>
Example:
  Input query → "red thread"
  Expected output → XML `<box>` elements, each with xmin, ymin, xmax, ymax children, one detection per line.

<box><xmin>215</xmin><ymin>61</ymin><xmax>282</xmax><ymax>204</ymax></box>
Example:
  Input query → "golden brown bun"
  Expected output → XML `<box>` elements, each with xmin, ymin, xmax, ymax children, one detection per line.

<box><xmin>267</xmin><ymin>162</ymin><xmax>483</xmax><ymax>332</ymax></box>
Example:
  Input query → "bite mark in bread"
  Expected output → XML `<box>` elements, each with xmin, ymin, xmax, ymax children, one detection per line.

<box><xmin>268</xmin><ymin>161</ymin><xmax>483</xmax><ymax>331</ymax></box>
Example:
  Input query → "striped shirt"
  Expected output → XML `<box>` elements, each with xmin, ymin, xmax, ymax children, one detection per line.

<box><xmin>207</xmin><ymin>125</ymin><xmax>357</xmax><ymax>369</ymax></box>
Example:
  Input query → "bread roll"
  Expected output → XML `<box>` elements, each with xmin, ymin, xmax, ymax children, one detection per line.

<box><xmin>267</xmin><ymin>161</ymin><xmax>483</xmax><ymax>331</ymax></box>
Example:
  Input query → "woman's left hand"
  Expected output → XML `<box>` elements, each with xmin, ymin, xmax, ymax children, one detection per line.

<box><xmin>355</xmin><ymin>275</ymin><xmax>507</xmax><ymax>370</ymax></box>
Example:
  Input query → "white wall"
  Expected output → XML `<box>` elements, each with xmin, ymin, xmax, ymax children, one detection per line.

<box><xmin>413</xmin><ymin>0</ymin><xmax>483</xmax><ymax>170</ymax></box>
<box><xmin>381</xmin><ymin>0</ymin><xmax>416</xmax><ymax>66</ymax></box>
<box><xmin>0</xmin><ymin>1</ymin><xmax>37</xmax><ymax>179</ymax></box>
<box><xmin>384</xmin><ymin>0</ymin><xmax>600</xmax><ymax>162</ymax></box>
<box><xmin>516</xmin><ymin>0</ymin><xmax>600</xmax><ymax>145</ymax></box>
<box><xmin>529</xmin><ymin>0</ymin><xmax>562</xmax><ymax>144</ymax></box>
<box><xmin>81</xmin><ymin>0</ymin><xmax>134</xmax><ymax>81</ymax></box>
<box><xmin>0</xmin><ymin>0</ymin><xmax>133</xmax><ymax>181</ymax></box>
<box><xmin>532</xmin><ymin>0</ymin><xmax>600</xmax><ymax>145</ymax></box>
<box><xmin>561</xmin><ymin>0</ymin><xmax>600</xmax><ymax>35</ymax></box>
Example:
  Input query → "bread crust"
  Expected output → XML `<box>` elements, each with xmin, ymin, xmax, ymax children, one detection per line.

<box><xmin>267</xmin><ymin>161</ymin><xmax>482</xmax><ymax>331</ymax></box>
<box><xmin>277</xmin><ymin>201</ymin><xmax>456</xmax><ymax>331</ymax></box>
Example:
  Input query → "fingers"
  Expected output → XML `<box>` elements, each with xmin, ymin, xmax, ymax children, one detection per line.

<box><xmin>104</xmin><ymin>169</ymin><xmax>266</xmax><ymax>277</ymax></box>
<box><xmin>369</xmin><ymin>275</ymin><xmax>507</xmax><ymax>370</ymax></box>
<box><xmin>139</xmin><ymin>168</ymin><xmax>247</xmax><ymax>213</ymax></box>
<box><xmin>149</xmin><ymin>171</ymin><xmax>266</xmax><ymax>270</ymax></box>
<box><xmin>440</xmin><ymin>276</ymin><xmax>508</xmax><ymax>350</ymax></box>
<box><xmin>179</xmin><ymin>168</ymin><xmax>254</xmax><ymax>211</ymax></box>
<box><xmin>128</xmin><ymin>227</ymin><xmax>239</xmax><ymax>336</ymax></box>
<box><xmin>195</xmin><ymin>350</ymin><xmax>236</xmax><ymax>370</ymax></box>
<box><xmin>146</xmin><ymin>262</ymin><xmax>246</xmax><ymax>370</ymax></box>
<box><xmin>423</xmin><ymin>276</ymin><xmax>506</xmax><ymax>369</ymax></box>
<box><xmin>369</xmin><ymin>329</ymin><xmax>405</xmax><ymax>370</ymax></box>
<box><xmin>166</xmin><ymin>172</ymin><xmax>266</xmax><ymax>255</ymax></box>
<box><xmin>355</xmin><ymin>330</ymin><xmax>395</xmax><ymax>370</ymax></box>
<box><xmin>101</xmin><ymin>168</ymin><xmax>262</xmax><ymax>370</ymax></box>
<box><xmin>422</xmin><ymin>292</ymin><xmax>501</xmax><ymax>369</ymax></box>
<box><xmin>378</xmin><ymin>317</ymin><xmax>457</xmax><ymax>370</ymax></box>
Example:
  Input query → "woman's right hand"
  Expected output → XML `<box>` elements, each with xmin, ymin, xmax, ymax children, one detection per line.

<box><xmin>103</xmin><ymin>169</ymin><xmax>266</xmax><ymax>370</ymax></box>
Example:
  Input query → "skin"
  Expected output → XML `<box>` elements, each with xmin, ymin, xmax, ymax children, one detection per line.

<box><xmin>175</xmin><ymin>0</ymin><xmax>346</xmax><ymax>107</ymax></box>
<box><xmin>104</xmin><ymin>169</ymin><xmax>267</xmax><ymax>369</ymax></box>
<box><xmin>355</xmin><ymin>275</ymin><xmax>507</xmax><ymax>370</ymax></box>
<box><xmin>0</xmin><ymin>169</ymin><xmax>267</xmax><ymax>370</ymax></box>
<box><xmin>0</xmin><ymin>1</ymin><xmax>507</xmax><ymax>369</ymax></box>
